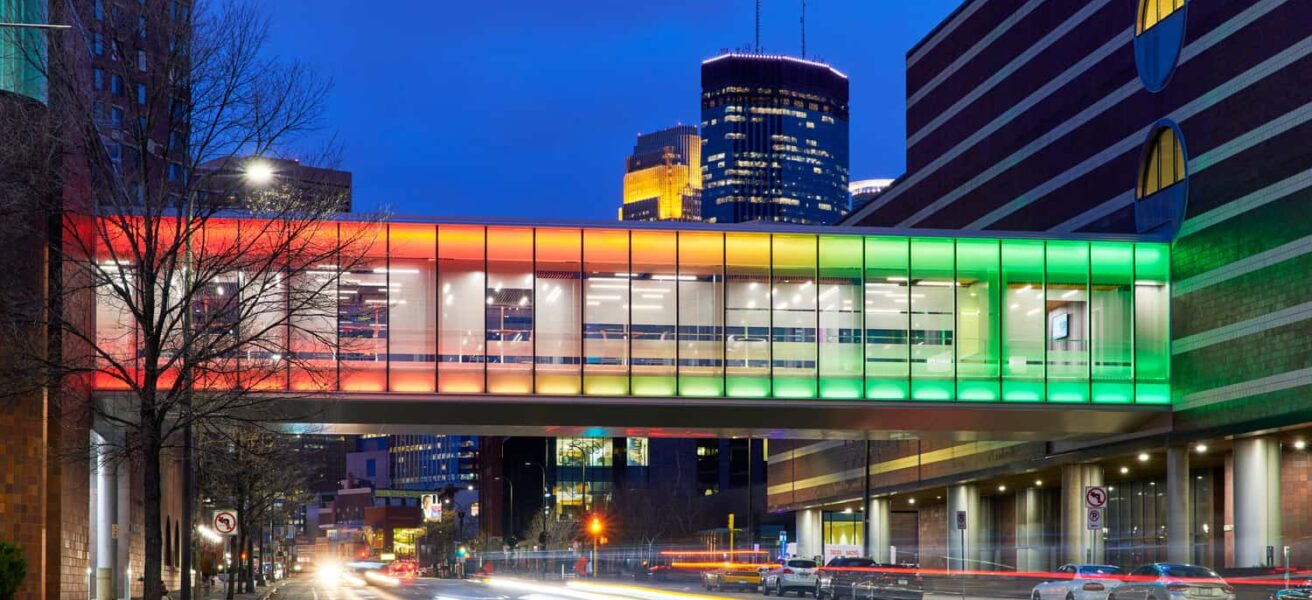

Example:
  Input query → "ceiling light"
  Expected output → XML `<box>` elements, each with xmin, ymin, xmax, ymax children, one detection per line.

<box><xmin>1120</xmin><ymin>466</ymin><xmax>1129</xmax><ymax>475</ymax></box>
<box><xmin>1137</xmin><ymin>452</ymin><xmax>1150</xmax><ymax>462</ymax></box>
<box><xmin>1296</xmin><ymin>440</ymin><xmax>1307</xmax><ymax>450</ymax></box>
<box><xmin>997</xmin><ymin>485</ymin><xmax>1006</xmax><ymax>492</ymax></box>
<box><xmin>1034</xmin><ymin>480</ymin><xmax>1043</xmax><ymax>487</ymax></box>
<box><xmin>908</xmin><ymin>498</ymin><xmax>916</xmax><ymax>505</ymax></box>
<box><xmin>1195</xmin><ymin>444</ymin><xmax>1207</xmax><ymax>454</ymax></box>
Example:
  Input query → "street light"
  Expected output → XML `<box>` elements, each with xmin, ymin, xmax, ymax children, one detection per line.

<box><xmin>493</xmin><ymin>476</ymin><xmax>515</xmax><ymax>543</ymax></box>
<box><xmin>243</xmin><ymin>160</ymin><xmax>275</xmax><ymax>186</ymax></box>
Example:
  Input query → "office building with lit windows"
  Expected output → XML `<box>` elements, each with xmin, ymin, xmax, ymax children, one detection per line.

<box><xmin>389</xmin><ymin>435</ymin><xmax>479</xmax><ymax>490</ymax></box>
<box><xmin>620</xmin><ymin>125</ymin><xmax>702</xmax><ymax>221</ymax></box>
<box><xmin>775</xmin><ymin>0</ymin><xmax>1312</xmax><ymax>573</ymax></box>
<box><xmin>700</xmin><ymin>53</ymin><xmax>850</xmax><ymax>225</ymax></box>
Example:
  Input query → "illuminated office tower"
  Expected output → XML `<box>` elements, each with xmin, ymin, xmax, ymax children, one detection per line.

<box><xmin>620</xmin><ymin>125</ymin><xmax>703</xmax><ymax>221</ymax></box>
<box><xmin>700</xmin><ymin>54</ymin><xmax>850</xmax><ymax>225</ymax></box>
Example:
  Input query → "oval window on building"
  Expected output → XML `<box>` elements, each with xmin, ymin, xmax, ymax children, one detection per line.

<box><xmin>1134</xmin><ymin>0</ymin><xmax>1187</xmax><ymax>92</ymax></box>
<box><xmin>1135</xmin><ymin>122</ymin><xmax>1189</xmax><ymax>234</ymax></box>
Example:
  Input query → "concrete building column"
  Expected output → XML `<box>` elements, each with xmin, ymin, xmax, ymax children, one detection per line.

<box><xmin>1015</xmin><ymin>487</ymin><xmax>1042</xmax><ymax>572</ymax></box>
<box><xmin>96</xmin><ymin>443</ymin><xmax>118</xmax><ymax>600</ymax></box>
<box><xmin>1061</xmin><ymin>464</ymin><xmax>1103</xmax><ymax>565</ymax></box>
<box><xmin>946</xmin><ymin>485</ymin><xmax>979</xmax><ymax>571</ymax></box>
<box><xmin>1166</xmin><ymin>445</ymin><xmax>1192</xmax><ymax>564</ymax></box>
<box><xmin>117</xmin><ymin>460</ymin><xmax>132</xmax><ymax>600</ymax></box>
<box><xmin>1234</xmin><ymin>437</ymin><xmax>1282</xmax><ymax>567</ymax></box>
<box><xmin>867</xmin><ymin>498</ymin><xmax>890</xmax><ymax>563</ymax></box>
<box><xmin>795</xmin><ymin>508</ymin><xmax>823</xmax><ymax>561</ymax></box>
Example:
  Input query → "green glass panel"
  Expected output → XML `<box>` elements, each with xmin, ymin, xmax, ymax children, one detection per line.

<box><xmin>865</xmin><ymin>237</ymin><xmax>909</xmax><ymax>400</ymax></box>
<box><xmin>727</xmin><ymin>377</ymin><xmax>771</xmax><ymax>397</ymax></box>
<box><xmin>1001</xmin><ymin>240</ymin><xmax>1045</xmax><ymax>402</ymax></box>
<box><xmin>1045</xmin><ymin>241</ymin><xmax>1089</xmax><ymax>403</ymax></box>
<box><xmin>679</xmin><ymin>377</ymin><xmax>723</xmax><ymax>397</ymax></box>
<box><xmin>1090</xmin><ymin>243</ymin><xmax>1134</xmax><ymax>403</ymax></box>
<box><xmin>819</xmin><ymin>236</ymin><xmax>864</xmax><ymax>399</ymax></box>
<box><xmin>1135</xmin><ymin>382</ymin><xmax>1171</xmax><ymax>405</ymax></box>
<box><xmin>1134</xmin><ymin>244</ymin><xmax>1170</xmax><ymax>399</ymax></box>
<box><xmin>772</xmin><ymin>235</ymin><xmax>817</xmax><ymax>399</ymax></box>
<box><xmin>956</xmin><ymin>239</ymin><xmax>1000</xmax><ymax>402</ymax></box>
<box><xmin>911</xmin><ymin>238</ymin><xmax>956</xmax><ymax>401</ymax></box>
<box><xmin>632</xmin><ymin>376</ymin><xmax>677</xmax><ymax>397</ymax></box>
<box><xmin>1092</xmin><ymin>382</ymin><xmax>1134</xmax><ymax>404</ymax></box>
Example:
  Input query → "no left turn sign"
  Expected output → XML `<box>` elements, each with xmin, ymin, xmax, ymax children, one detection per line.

<box><xmin>213</xmin><ymin>510</ymin><xmax>238</xmax><ymax>535</ymax></box>
<box><xmin>1084</xmin><ymin>486</ymin><xmax>1107</xmax><ymax>508</ymax></box>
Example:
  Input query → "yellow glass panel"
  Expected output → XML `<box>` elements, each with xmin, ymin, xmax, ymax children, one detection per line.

<box><xmin>1145</xmin><ymin>141</ymin><xmax>1160</xmax><ymax>196</ymax></box>
<box><xmin>1174</xmin><ymin>133</ymin><xmax>1186</xmax><ymax>182</ymax></box>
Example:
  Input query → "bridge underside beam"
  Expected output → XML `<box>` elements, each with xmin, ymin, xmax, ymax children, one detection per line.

<box><xmin>245</xmin><ymin>393</ymin><xmax>1171</xmax><ymax>440</ymax></box>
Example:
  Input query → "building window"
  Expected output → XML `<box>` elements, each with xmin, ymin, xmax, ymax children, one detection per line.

<box><xmin>1137</xmin><ymin>0</ymin><xmax>1184</xmax><ymax>35</ymax></box>
<box><xmin>93</xmin><ymin>68</ymin><xmax>104</xmax><ymax>90</ymax></box>
<box><xmin>93</xmin><ymin>31</ymin><xmax>104</xmax><ymax>55</ymax></box>
<box><xmin>94</xmin><ymin>0</ymin><xmax>104</xmax><ymax>20</ymax></box>
<box><xmin>109</xmin><ymin>105</ymin><xmax>123</xmax><ymax>128</ymax></box>
<box><xmin>137</xmin><ymin>50</ymin><xmax>146</xmax><ymax>71</ymax></box>
<box><xmin>136</xmin><ymin>82</ymin><xmax>146</xmax><ymax>105</ymax></box>
<box><xmin>110</xmin><ymin>74</ymin><xmax>123</xmax><ymax>96</ymax></box>
<box><xmin>1137</xmin><ymin>126</ymin><xmax>1185</xmax><ymax>199</ymax></box>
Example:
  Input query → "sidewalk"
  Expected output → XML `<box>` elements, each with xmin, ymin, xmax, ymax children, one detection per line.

<box><xmin>194</xmin><ymin>579</ymin><xmax>286</xmax><ymax>600</ymax></box>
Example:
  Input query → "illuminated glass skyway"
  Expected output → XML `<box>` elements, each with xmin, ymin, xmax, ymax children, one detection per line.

<box><xmin>93</xmin><ymin>219</ymin><xmax>1170</xmax><ymax>405</ymax></box>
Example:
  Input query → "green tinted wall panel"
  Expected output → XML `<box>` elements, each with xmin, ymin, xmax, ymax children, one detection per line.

<box><xmin>1134</xmin><ymin>244</ymin><xmax>1170</xmax><ymax>403</ymax></box>
<box><xmin>818</xmin><ymin>236</ymin><xmax>864</xmax><ymax>399</ymax></box>
<box><xmin>910</xmin><ymin>238</ymin><xmax>956</xmax><ymax>400</ymax></box>
<box><xmin>1001</xmin><ymin>240</ymin><xmax>1045</xmax><ymax>402</ymax></box>
<box><xmin>865</xmin><ymin>237</ymin><xmax>910</xmax><ymax>400</ymax></box>
<box><xmin>772</xmin><ymin>235</ymin><xmax>818</xmax><ymax>398</ymax></box>
<box><xmin>956</xmin><ymin>239</ymin><xmax>1001</xmax><ymax>401</ymax></box>
<box><xmin>1045</xmin><ymin>242</ymin><xmax>1090</xmax><ymax>403</ymax></box>
<box><xmin>1090</xmin><ymin>243</ymin><xmax>1134</xmax><ymax>404</ymax></box>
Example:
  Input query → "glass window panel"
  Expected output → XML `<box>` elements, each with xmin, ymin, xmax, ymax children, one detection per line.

<box><xmin>192</xmin><ymin>219</ymin><xmax>241</xmax><ymax>391</ymax></box>
<box><xmin>631</xmin><ymin>231</ymin><xmax>677</xmax><ymax>396</ymax></box>
<box><xmin>1045</xmin><ymin>241</ymin><xmax>1090</xmax><ymax>403</ymax></box>
<box><xmin>772</xmin><ymin>235</ymin><xmax>817</xmax><ymax>398</ymax></box>
<box><xmin>956</xmin><ymin>239</ymin><xmax>1000</xmax><ymax>401</ymax></box>
<box><xmin>437</xmin><ymin>226</ymin><xmax>485</xmax><ymax>393</ymax></box>
<box><xmin>582</xmin><ymin>229</ymin><xmax>628</xmax><ymax>395</ymax></box>
<box><xmin>486</xmin><ymin>227</ymin><xmax>534</xmax><ymax>394</ymax></box>
<box><xmin>289</xmin><ymin>225</ymin><xmax>339</xmax><ymax>391</ymax></box>
<box><xmin>726</xmin><ymin>233</ymin><xmax>772</xmax><ymax>397</ymax></box>
<box><xmin>1091</xmin><ymin>243</ymin><xmax>1134</xmax><ymax>404</ymax></box>
<box><xmin>678</xmin><ymin>231</ymin><xmax>724</xmax><ymax>396</ymax></box>
<box><xmin>865</xmin><ymin>237</ymin><xmax>909</xmax><ymax>400</ymax></box>
<box><xmin>818</xmin><ymin>236</ymin><xmax>863</xmax><ymax>399</ymax></box>
<box><xmin>1134</xmin><ymin>244</ymin><xmax>1170</xmax><ymax>404</ymax></box>
<box><xmin>535</xmin><ymin>228</ymin><xmax>582</xmax><ymax>395</ymax></box>
<box><xmin>94</xmin><ymin>258</ymin><xmax>137</xmax><ymax>390</ymax></box>
<box><xmin>1001</xmin><ymin>240</ymin><xmax>1045</xmax><ymax>402</ymax></box>
<box><xmin>388</xmin><ymin>224</ymin><xmax>436</xmax><ymax>393</ymax></box>
<box><xmin>910</xmin><ymin>238</ymin><xmax>955</xmax><ymax>400</ymax></box>
<box><xmin>338</xmin><ymin>224</ymin><xmax>387</xmax><ymax>392</ymax></box>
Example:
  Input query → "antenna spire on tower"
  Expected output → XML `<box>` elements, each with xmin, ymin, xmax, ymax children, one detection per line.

<box><xmin>801</xmin><ymin>0</ymin><xmax>807</xmax><ymax>58</ymax></box>
<box><xmin>755</xmin><ymin>0</ymin><xmax>761</xmax><ymax>53</ymax></box>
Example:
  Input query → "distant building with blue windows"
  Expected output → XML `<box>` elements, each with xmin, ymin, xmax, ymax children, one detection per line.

<box><xmin>699</xmin><ymin>53</ymin><xmax>850</xmax><ymax>225</ymax></box>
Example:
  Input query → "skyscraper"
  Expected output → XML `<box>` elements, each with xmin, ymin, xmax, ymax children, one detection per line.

<box><xmin>848</xmin><ymin>178</ymin><xmax>894</xmax><ymax>212</ymax></box>
<box><xmin>700</xmin><ymin>53</ymin><xmax>850</xmax><ymax>225</ymax></box>
<box><xmin>619</xmin><ymin>125</ymin><xmax>702</xmax><ymax>221</ymax></box>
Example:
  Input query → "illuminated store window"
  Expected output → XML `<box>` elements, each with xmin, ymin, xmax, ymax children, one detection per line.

<box><xmin>1138</xmin><ymin>127</ymin><xmax>1186</xmax><ymax>199</ymax></box>
<box><xmin>1137</xmin><ymin>0</ymin><xmax>1184</xmax><ymax>35</ymax></box>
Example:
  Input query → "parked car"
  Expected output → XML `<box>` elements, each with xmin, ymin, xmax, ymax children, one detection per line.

<box><xmin>704</xmin><ymin>565</ymin><xmax>764</xmax><ymax>592</ymax></box>
<box><xmin>851</xmin><ymin>564</ymin><xmax>924</xmax><ymax>600</ymax></box>
<box><xmin>762</xmin><ymin>558</ymin><xmax>819</xmax><ymax>596</ymax></box>
<box><xmin>1031</xmin><ymin>564</ymin><xmax>1125</xmax><ymax>600</ymax></box>
<box><xmin>1110</xmin><ymin>564</ymin><xmax>1234</xmax><ymax>600</ymax></box>
<box><xmin>816</xmin><ymin>558</ymin><xmax>879</xmax><ymax>600</ymax></box>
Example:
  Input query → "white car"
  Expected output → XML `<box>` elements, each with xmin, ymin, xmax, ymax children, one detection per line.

<box><xmin>762</xmin><ymin>558</ymin><xmax>820</xmax><ymax>597</ymax></box>
<box><xmin>1032</xmin><ymin>564</ymin><xmax>1125</xmax><ymax>600</ymax></box>
<box><xmin>1109</xmin><ymin>564</ymin><xmax>1234</xmax><ymax>600</ymax></box>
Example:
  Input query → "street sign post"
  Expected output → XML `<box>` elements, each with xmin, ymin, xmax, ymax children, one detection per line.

<box><xmin>1084</xmin><ymin>486</ymin><xmax>1106</xmax><ymax>561</ymax></box>
<box><xmin>1087</xmin><ymin>507</ymin><xmax>1104</xmax><ymax>530</ymax></box>
<box><xmin>1084</xmin><ymin>486</ymin><xmax>1107</xmax><ymax>509</ymax></box>
<box><xmin>955</xmin><ymin>510</ymin><xmax>967</xmax><ymax>530</ymax></box>
<box><xmin>212</xmin><ymin>510</ymin><xmax>238</xmax><ymax>536</ymax></box>
<box><xmin>954</xmin><ymin>511</ymin><xmax>967</xmax><ymax>574</ymax></box>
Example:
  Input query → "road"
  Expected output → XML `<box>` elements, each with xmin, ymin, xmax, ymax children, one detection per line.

<box><xmin>271</xmin><ymin>575</ymin><xmax>1020</xmax><ymax>600</ymax></box>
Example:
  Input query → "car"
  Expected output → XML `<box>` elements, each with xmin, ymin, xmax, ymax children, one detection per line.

<box><xmin>1110</xmin><ymin>564</ymin><xmax>1234</xmax><ymax>600</ymax></box>
<box><xmin>762</xmin><ymin>558</ymin><xmax>820</xmax><ymax>596</ymax></box>
<box><xmin>816</xmin><ymin>558</ymin><xmax>880</xmax><ymax>600</ymax></box>
<box><xmin>704</xmin><ymin>565</ymin><xmax>763</xmax><ymax>592</ymax></box>
<box><xmin>851</xmin><ymin>564</ymin><xmax>924</xmax><ymax>600</ymax></box>
<box><xmin>1273</xmin><ymin>580</ymin><xmax>1312</xmax><ymax>600</ymax></box>
<box><xmin>1032</xmin><ymin>564</ymin><xmax>1125</xmax><ymax>600</ymax></box>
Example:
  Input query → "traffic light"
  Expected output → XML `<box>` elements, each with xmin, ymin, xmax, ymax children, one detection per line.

<box><xmin>455</xmin><ymin>545</ymin><xmax>467</xmax><ymax>559</ymax></box>
<box><xmin>588</xmin><ymin>516</ymin><xmax>603</xmax><ymax>536</ymax></box>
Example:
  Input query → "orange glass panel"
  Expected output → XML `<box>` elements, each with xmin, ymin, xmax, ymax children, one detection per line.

<box><xmin>438</xmin><ymin>225</ymin><xmax>485</xmax><ymax>393</ymax></box>
<box><xmin>339</xmin><ymin>222</ymin><xmax>387</xmax><ymax>392</ymax></box>
<box><xmin>678</xmin><ymin>231</ymin><xmax>724</xmax><ymax>396</ymax></box>
<box><xmin>536</xmin><ymin>228</ymin><xmax>582</xmax><ymax>394</ymax></box>
<box><xmin>630</xmin><ymin>230</ymin><xmax>677</xmax><ymax>396</ymax></box>
<box><xmin>389</xmin><ymin>224</ymin><xmax>437</xmax><ymax>393</ymax></box>
<box><xmin>486</xmin><ymin>227</ymin><xmax>534</xmax><ymax>394</ymax></box>
<box><xmin>291</xmin><ymin>224</ymin><xmax>339</xmax><ymax>392</ymax></box>
<box><xmin>725</xmin><ymin>233</ymin><xmax>771</xmax><ymax>397</ymax></box>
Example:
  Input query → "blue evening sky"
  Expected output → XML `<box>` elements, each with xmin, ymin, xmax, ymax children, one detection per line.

<box><xmin>261</xmin><ymin>1</ymin><xmax>961</xmax><ymax>220</ymax></box>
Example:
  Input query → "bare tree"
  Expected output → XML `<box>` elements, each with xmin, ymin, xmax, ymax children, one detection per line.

<box><xmin>196</xmin><ymin>426</ymin><xmax>313</xmax><ymax>599</ymax></box>
<box><xmin>0</xmin><ymin>3</ymin><xmax>377</xmax><ymax>600</ymax></box>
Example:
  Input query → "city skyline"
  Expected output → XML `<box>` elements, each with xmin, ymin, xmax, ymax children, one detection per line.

<box><xmin>259</xmin><ymin>1</ymin><xmax>955</xmax><ymax>219</ymax></box>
